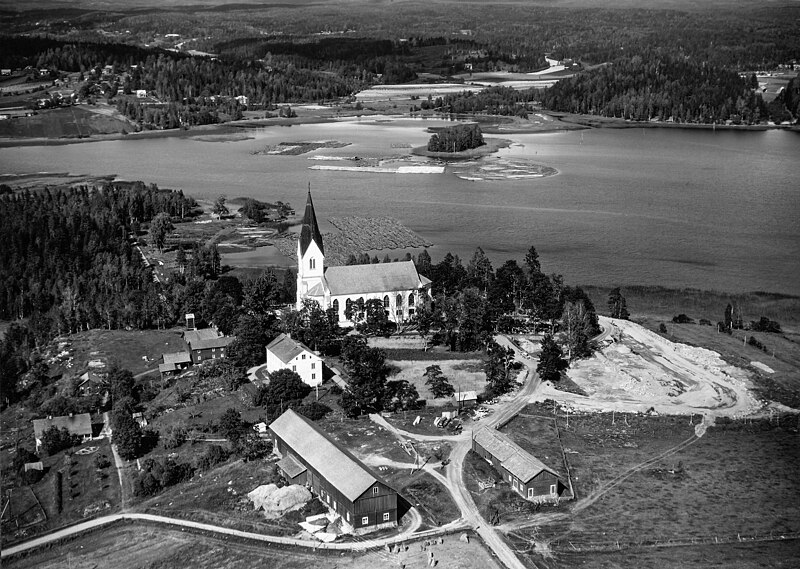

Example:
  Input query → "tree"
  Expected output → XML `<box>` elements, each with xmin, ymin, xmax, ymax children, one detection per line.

<box><xmin>162</xmin><ymin>424</ymin><xmax>187</xmax><ymax>449</ymax></box>
<box><xmin>338</xmin><ymin>335</ymin><xmax>389</xmax><ymax>416</ymax></box>
<box><xmin>227</xmin><ymin>313</ymin><xmax>280</xmax><ymax>368</ymax></box>
<box><xmin>412</xmin><ymin>300</ymin><xmax>441</xmax><ymax>351</ymax></box>
<box><xmin>466</xmin><ymin>247</ymin><xmax>494</xmax><ymax>293</ymax></box>
<box><xmin>385</xmin><ymin>380</ymin><xmax>420</xmax><ymax>412</ymax></box>
<box><xmin>242</xmin><ymin>270</ymin><xmax>279</xmax><ymax>315</ymax></box>
<box><xmin>416</xmin><ymin>249</ymin><xmax>432</xmax><ymax>277</ymax></box>
<box><xmin>424</xmin><ymin>364</ymin><xmax>455</xmax><ymax>398</ymax></box>
<box><xmin>255</xmin><ymin>369</ymin><xmax>311</xmax><ymax>410</ymax></box>
<box><xmin>524</xmin><ymin>246</ymin><xmax>542</xmax><ymax>277</ymax></box>
<box><xmin>112</xmin><ymin>408</ymin><xmax>142</xmax><ymax>460</ymax></box>
<box><xmin>537</xmin><ymin>334</ymin><xmax>568</xmax><ymax>383</ymax></box>
<box><xmin>212</xmin><ymin>194</ymin><xmax>229</xmax><ymax>218</ymax></box>
<box><xmin>198</xmin><ymin>360</ymin><xmax>246</xmax><ymax>392</ymax></box>
<box><xmin>357</xmin><ymin>298</ymin><xmax>395</xmax><ymax>337</ymax></box>
<box><xmin>484</xmin><ymin>340</ymin><xmax>516</xmax><ymax>397</ymax></box>
<box><xmin>560</xmin><ymin>300</ymin><xmax>593</xmax><ymax>360</ymax></box>
<box><xmin>108</xmin><ymin>365</ymin><xmax>136</xmax><ymax>406</ymax></box>
<box><xmin>218</xmin><ymin>408</ymin><xmax>246</xmax><ymax>444</ymax></box>
<box><xmin>148</xmin><ymin>212</ymin><xmax>173</xmax><ymax>254</ymax></box>
<box><xmin>607</xmin><ymin>287</ymin><xmax>630</xmax><ymax>320</ymax></box>
<box><xmin>40</xmin><ymin>426</ymin><xmax>80</xmax><ymax>456</ymax></box>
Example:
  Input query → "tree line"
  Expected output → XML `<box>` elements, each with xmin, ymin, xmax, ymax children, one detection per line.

<box><xmin>539</xmin><ymin>52</ymin><xmax>788</xmax><ymax>125</ymax></box>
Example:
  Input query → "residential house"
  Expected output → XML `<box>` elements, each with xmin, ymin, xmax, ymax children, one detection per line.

<box><xmin>472</xmin><ymin>427</ymin><xmax>567</xmax><ymax>502</ymax></box>
<box><xmin>270</xmin><ymin>409</ymin><xmax>401</xmax><ymax>535</ymax></box>
<box><xmin>184</xmin><ymin>329</ymin><xmax>233</xmax><ymax>364</ymax></box>
<box><xmin>265</xmin><ymin>333</ymin><xmax>322</xmax><ymax>387</ymax></box>
<box><xmin>32</xmin><ymin>413</ymin><xmax>93</xmax><ymax>452</ymax></box>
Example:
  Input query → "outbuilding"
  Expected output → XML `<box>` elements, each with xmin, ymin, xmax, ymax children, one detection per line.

<box><xmin>269</xmin><ymin>409</ymin><xmax>401</xmax><ymax>534</ymax></box>
<box><xmin>472</xmin><ymin>427</ymin><xmax>567</xmax><ymax>502</ymax></box>
<box><xmin>184</xmin><ymin>329</ymin><xmax>233</xmax><ymax>364</ymax></box>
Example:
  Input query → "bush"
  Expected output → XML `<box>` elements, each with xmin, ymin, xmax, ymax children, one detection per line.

<box><xmin>658</xmin><ymin>323</ymin><xmax>668</xmax><ymax>333</ymax></box>
<box><xmin>750</xmin><ymin>317</ymin><xmax>781</xmax><ymax>333</ymax></box>
<box><xmin>672</xmin><ymin>314</ymin><xmax>694</xmax><ymax>324</ymax></box>
<box><xmin>699</xmin><ymin>318</ymin><xmax>712</xmax><ymax>326</ymax></box>
<box><xmin>41</xmin><ymin>426</ymin><xmax>80</xmax><ymax>456</ymax></box>
<box><xmin>94</xmin><ymin>454</ymin><xmax>112</xmax><ymax>469</ymax></box>
<box><xmin>295</xmin><ymin>401</ymin><xmax>332</xmax><ymax>421</ymax></box>
<box><xmin>197</xmin><ymin>444</ymin><xmax>229</xmax><ymax>471</ymax></box>
<box><xmin>747</xmin><ymin>336</ymin><xmax>768</xmax><ymax>352</ymax></box>
<box><xmin>161</xmin><ymin>425</ymin><xmax>188</xmax><ymax>449</ymax></box>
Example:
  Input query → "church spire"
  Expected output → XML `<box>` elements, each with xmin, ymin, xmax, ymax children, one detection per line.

<box><xmin>299</xmin><ymin>185</ymin><xmax>324</xmax><ymax>256</ymax></box>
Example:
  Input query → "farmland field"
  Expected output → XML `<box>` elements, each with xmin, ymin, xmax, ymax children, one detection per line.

<box><xmin>503</xmin><ymin>407</ymin><xmax>800</xmax><ymax>568</ymax></box>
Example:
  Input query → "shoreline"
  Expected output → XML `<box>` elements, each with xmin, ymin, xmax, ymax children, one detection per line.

<box><xmin>2</xmin><ymin>108</ymin><xmax>796</xmax><ymax>149</ymax></box>
<box><xmin>410</xmin><ymin>137</ymin><xmax>512</xmax><ymax>159</ymax></box>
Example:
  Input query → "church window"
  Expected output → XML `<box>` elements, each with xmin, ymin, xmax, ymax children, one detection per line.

<box><xmin>396</xmin><ymin>294</ymin><xmax>403</xmax><ymax>307</ymax></box>
<box><xmin>310</xmin><ymin>257</ymin><xmax>315</xmax><ymax>270</ymax></box>
<box><xmin>408</xmin><ymin>293</ymin><xmax>415</xmax><ymax>306</ymax></box>
<box><xmin>383</xmin><ymin>295</ymin><xmax>389</xmax><ymax>308</ymax></box>
<box><xmin>345</xmin><ymin>298</ymin><xmax>352</xmax><ymax>313</ymax></box>
<box><xmin>332</xmin><ymin>299</ymin><xmax>340</xmax><ymax>319</ymax></box>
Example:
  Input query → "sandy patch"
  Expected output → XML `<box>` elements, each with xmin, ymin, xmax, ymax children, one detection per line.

<box><xmin>533</xmin><ymin>316</ymin><xmax>760</xmax><ymax>417</ymax></box>
<box><xmin>751</xmin><ymin>361</ymin><xmax>775</xmax><ymax>374</ymax></box>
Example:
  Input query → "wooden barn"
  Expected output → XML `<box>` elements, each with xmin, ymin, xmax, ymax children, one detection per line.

<box><xmin>472</xmin><ymin>427</ymin><xmax>567</xmax><ymax>502</ymax></box>
<box><xmin>269</xmin><ymin>409</ymin><xmax>401</xmax><ymax>535</ymax></box>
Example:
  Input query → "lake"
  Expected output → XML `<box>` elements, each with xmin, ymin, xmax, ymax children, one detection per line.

<box><xmin>2</xmin><ymin>118</ymin><xmax>798</xmax><ymax>295</ymax></box>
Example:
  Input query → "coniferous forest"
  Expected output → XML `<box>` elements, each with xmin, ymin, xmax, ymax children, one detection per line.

<box><xmin>0</xmin><ymin>183</ymin><xmax>196</xmax><ymax>340</ymax></box>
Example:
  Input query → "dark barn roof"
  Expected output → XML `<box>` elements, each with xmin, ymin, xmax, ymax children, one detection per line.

<box><xmin>473</xmin><ymin>427</ymin><xmax>559</xmax><ymax>483</ymax></box>
<box><xmin>270</xmin><ymin>409</ymin><xmax>394</xmax><ymax>502</ymax></box>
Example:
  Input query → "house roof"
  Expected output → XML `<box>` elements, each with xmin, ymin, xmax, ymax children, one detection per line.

<box><xmin>78</xmin><ymin>371</ymin><xmax>107</xmax><ymax>386</ymax></box>
<box><xmin>266</xmin><ymin>333</ymin><xmax>316</xmax><ymax>364</ymax></box>
<box><xmin>33</xmin><ymin>413</ymin><xmax>93</xmax><ymax>441</ymax></box>
<box><xmin>163</xmin><ymin>351</ymin><xmax>192</xmax><ymax>365</ymax></box>
<box><xmin>277</xmin><ymin>454</ymin><xmax>308</xmax><ymax>479</ymax></box>
<box><xmin>455</xmin><ymin>390</ymin><xmax>478</xmax><ymax>401</ymax></box>
<box><xmin>324</xmin><ymin>261</ymin><xmax>425</xmax><ymax>296</ymax></box>
<box><xmin>269</xmin><ymin>409</ymin><xmax>393</xmax><ymax>502</ymax></box>
<box><xmin>299</xmin><ymin>190</ymin><xmax>324</xmax><ymax>256</ymax></box>
<box><xmin>184</xmin><ymin>329</ymin><xmax>233</xmax><ymax>350</ymax></box>
<box><xmin>473</xmin><ymin>427</ymin><xmax>558</xmax><ymax>483</ymax></box>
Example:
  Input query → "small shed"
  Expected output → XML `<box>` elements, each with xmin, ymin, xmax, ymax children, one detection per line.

<box><xmin>454</xmin><ymin>390</ymin><xmax>478</xmax><ymax>410</ymax></box>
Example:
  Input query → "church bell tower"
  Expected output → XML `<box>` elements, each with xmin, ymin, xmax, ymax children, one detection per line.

<box><xmin>296</xmin><ymin>188</ymin><xmax>325</xmax><ymax>308</ymax></box>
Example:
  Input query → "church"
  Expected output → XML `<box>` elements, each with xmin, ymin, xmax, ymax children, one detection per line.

<box><xmin>295</xmin><ymin>191</ymin><xmax>431</xmax><ymax>326</ymax></box>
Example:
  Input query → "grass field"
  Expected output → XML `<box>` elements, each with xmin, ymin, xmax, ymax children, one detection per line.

<box><xmin>0</xmin><ymin>106</ymin><xmax>132</xmax><ymax>138</ymax></box>
<box><xmin>3</xmin><ymin>523</ymin><xmax>501</xmax><ymax>569</ymax></box>
<box><xmin>504</xmin><ymin>407</ymin><xmax>800</xmax><ymax>568</ymax></box>
<box><xmin>388</xmin><ymin>359</ymin><xmax>486</xmax><ymax>405</ymax></box>
<box><xmin>583</xmin><ymin>285</ymin><xmax>800</xmax><ymax>328</ymax></box>
<box><xmin>48</xmin><ymin>327</ymin><xmax>187</xmax><ymax>379</ymax></box>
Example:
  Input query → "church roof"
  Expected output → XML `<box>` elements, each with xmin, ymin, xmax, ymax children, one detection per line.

<box><xmin>299</xmin><ymin>190</ymin><xmax>324</xmax><ymax>256</ymax></box>
<box><xmin>324</xmin><ymin>261</ymin><xmax>424</xmax><ymax>296</ymax></box>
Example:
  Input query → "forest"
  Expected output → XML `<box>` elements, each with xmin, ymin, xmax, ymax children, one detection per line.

<box><xmin>2</xmin><ymin>1</ymin><xmax>799</xmax><ymax>126</ymax></box>
<box><xmin>539</xmin><ymin>53</ymin><xmax>771</xmax><ymax>124</ymax></box>
<box><xmin>427</xmin><ymin>123</ymin><xmax>485</xmax><ymax>152</ymax></box>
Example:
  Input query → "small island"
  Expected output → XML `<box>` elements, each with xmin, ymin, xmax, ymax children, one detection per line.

<box><xmin>413</xmin><ymin>123</ymin><xmax>512</xmax><ymax>158</ymax></box>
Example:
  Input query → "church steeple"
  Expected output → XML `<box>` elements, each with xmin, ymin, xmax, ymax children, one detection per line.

<box><xmin>299</xmin><ymin>186</ymin><xmax>324</xmax><ymax>256</ymax></box>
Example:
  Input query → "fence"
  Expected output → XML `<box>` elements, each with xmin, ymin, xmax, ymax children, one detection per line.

<box><xmin>549</xmin><ymin>531</ymin><xmax>800</xmax><ymax>553</ymax></box>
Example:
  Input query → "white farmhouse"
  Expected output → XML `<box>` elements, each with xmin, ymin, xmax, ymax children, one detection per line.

<box><xmin>266</xmin><ymin>333</ymin><xmax>322</xmax><ymax>387</ymax></box>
